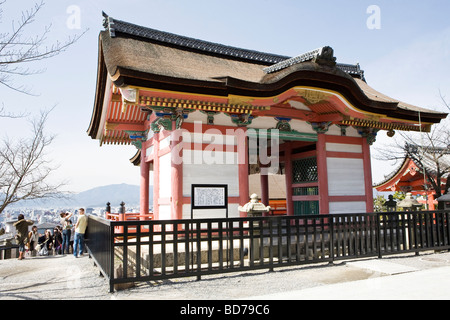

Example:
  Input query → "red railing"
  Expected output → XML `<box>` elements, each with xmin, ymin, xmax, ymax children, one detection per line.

<box><xmin>269</xmin><ymin>199</ymin><xmax>287</xmax><ymax>215</ymax></box>
<box><xmin>106</xmin><ymin>212</ymin><xmax>153</xmax><ymax>235</ymax></box>
<box><xmin>106</xmin><ymin>212</ymin><xmax>153</xmax><ymax>222</ymax></box>
<box><xmin>105</xmin><ymin>201</ymin><xmax>153</xmax><ymax>235</ymax></box>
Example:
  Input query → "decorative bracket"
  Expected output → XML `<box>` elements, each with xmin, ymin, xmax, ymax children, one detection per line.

<box><xmin>151</xmin><ymin>117</ymin><xmax>172</xmax><ymax>133</ymax></box>
<box><xmin>148</xmin><ymin>107</ymin><xmax>192</xmax><ymax>133</ymax></box>
<box><xmin>275</xmin><ymin>117</ymin><xmax>292</xmax><ymax>131</ymax></box>
<box><xmin>337</xmin><ymin>124</ymin><xmax>349</xmax><ymax>136</ymax></box>
<box><xmin>199</xmin><ymin>111</ymin><xmax>218</xmax><ymax>125</ymax></box>
<box><xmin>125</xmin><ymin>130</ymin><xmax>148</xmax><ymax>150</ymax></box>
<box><xmin>309</xmin><ymin>121</ymin><xmax>332</xmax><ymax>134</ymax></box>
<box><xmin>356</xmin><ymin>127</ymin><xmax>379</xmax><ymax>145</ymax></box>
<box><xmin>230</xmin><ymin>113</ymin><xmax>254</xmax><ymax>127</ymax></box>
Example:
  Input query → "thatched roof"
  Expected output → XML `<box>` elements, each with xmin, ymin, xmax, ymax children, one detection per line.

<box><xmin>88</xmin><ymin>14</ymin><xmax>447</xmax><ymax>143</ymax></box>
<box><xmin>99</xmin><ymin>14</ymin><xmax>446</xmax><ymax>120</ymax></box>
<box><xmin>100</xmin><ymin>29</ymin><xmax>268</xmax><ymax>84</ymax></box>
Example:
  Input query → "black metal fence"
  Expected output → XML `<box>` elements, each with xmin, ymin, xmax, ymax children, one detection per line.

<box><xmin>86</xmin><ymin>210</ymin><xmax>450</xmax><ymax>292</ymax></box>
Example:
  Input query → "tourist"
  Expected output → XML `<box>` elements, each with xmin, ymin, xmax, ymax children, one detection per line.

<box><xmin>38</xmin><ymin>229</ymin><xmax>53</xmax><ymax>255</ymax></box>
<box><xmin>13</xmin><ymin>214</ymin><xmax>34</xmax><ymax>260</ymax></box>
<box><xmin>68</xmin><ymin>220</ymin><xmax>74</xmax><ymax>253</ymax></box>
<box><xmin>53</xmin><ymin>226</ymin><xmax>63</xmax><ymax>254</ymax></box>
<box><xmin>73</xmin><ymin>208</ymin><xmax>88</xmax><ymax>258</ymax></box>
<box><xmin>60</xmin><ymin>211</ymin><xmax>74</xmax><ymax>255</ymax></box>
<box><xmin>28</xmin><ymin>226</ymin><xmax>39</xmax><ymax>257</ymax></box>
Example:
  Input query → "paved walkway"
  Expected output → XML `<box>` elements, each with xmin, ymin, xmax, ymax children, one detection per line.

<box><xmin>0</xmin><ymin>254</ymin><xmax>110</xmax><ymax>300</ymax></box>
<box><xmin>1</xmin><ymin>251</ymin><xmax>450</xmax><ymax>300</ymax></box>
<box><xmin>249</xmin><ymin>260</ymin><xmax>450</xmax><ymax>300</ymax></box>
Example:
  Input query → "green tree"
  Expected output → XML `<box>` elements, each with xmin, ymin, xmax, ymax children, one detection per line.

<box><xmin>373</xmin><ymin>195</ymin><xmax>386</xmax><ymax>212</ymax></box>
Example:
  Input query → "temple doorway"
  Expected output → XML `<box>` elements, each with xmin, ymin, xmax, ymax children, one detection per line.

<box><xmin>248</xmin><ymin>136</ymin><xmax>319</xmax><ymax>216</ymax></box>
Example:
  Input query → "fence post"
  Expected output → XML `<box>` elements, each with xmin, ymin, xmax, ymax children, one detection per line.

<box><xmin>109</xmin><ymin>221</ymin><xmax>115</xmax><ymax>293</ymax></box>
<box><xmin>329</xmin><ymin>215</ymin><xmax>335</xmax><ymax>264</ymax></box>
<box><xmin>118</xmin><ymin>201</ymin><xmax>125</xmax><ymax>234</ymax></box>
<box><xmin>376</xmin><ymin>213</ymin><xmax>382</xmax><ymax>258</ymax></box>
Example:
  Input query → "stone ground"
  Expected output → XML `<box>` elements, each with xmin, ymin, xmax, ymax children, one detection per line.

<box><xmin>1</xmin><ymin>250</ymin><xmax>450</xmax><ymax>300</ymax></box>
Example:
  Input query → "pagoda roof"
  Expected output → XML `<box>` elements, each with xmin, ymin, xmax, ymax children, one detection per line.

<box><xmin>88</xmin><ymin>13</ymin><xmax>447</xmax><ymax>146</ymax></box>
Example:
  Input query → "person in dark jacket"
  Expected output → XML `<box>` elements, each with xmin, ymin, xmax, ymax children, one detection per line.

<box><xmin>13</xmin><ymin>214</ymin><xmax>34</xmax><ymax>260</ymax></box>
<box><xmin>53</xmin><ymin>227</ymin><xmax>63</xmax><ymax>254</ymax></box>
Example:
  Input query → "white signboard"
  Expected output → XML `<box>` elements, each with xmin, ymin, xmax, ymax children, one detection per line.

<box><xmin>191</xmin><ymin>184</ymin><xmax>228</xmax><ymax>209</ymax></box>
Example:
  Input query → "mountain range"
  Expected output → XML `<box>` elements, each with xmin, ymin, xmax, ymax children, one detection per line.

<box><xmin>70</xmin><ymin>183</ymin><xmax>153</xmax><ymax>208</ymax></box>
<box><xmin>13</xmin><ymin>183</ymin><xmax>153</xmax><ymax>208</ymax></box>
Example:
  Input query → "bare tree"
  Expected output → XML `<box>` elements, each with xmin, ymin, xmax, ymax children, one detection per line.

<box><xmin>375</xmin><ymin>110</ymin><xmax>450</xmax><ymax>203</ymax></box>
<box><xmin>0</xmin><ymin>0</ymin><xmax>85</xmax><ymax>102</ymax></box>
<box><xmin>0</xmin><ymin>1</ymin><xmax>83</xmax><ymax>211</ymax></box>
<box><xmin>0</xmin><ymin>109</ymin><xmax>66</xmax><ymax>214</ymax></box>
<box><xmin>439</xmin><ymin>90</ymin><xmax>450</xmax><ymax>112</ymax></box>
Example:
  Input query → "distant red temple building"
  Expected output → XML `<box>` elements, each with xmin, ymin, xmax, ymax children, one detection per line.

<box><xmin>375</xmin><ymin>145</ymin><xmax>450</xmax><ymax>210</ymax></box>
<box><xmin>87</xmin><ymin>14</ymin><xmax>447</xmax><ymax>220</ymax></box>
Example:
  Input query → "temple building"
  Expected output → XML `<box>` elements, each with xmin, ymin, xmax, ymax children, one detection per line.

<box><xmin>87</xmin><ymin>14</ymin><xmax>447</xmax><ymax>220</ymax></box>
<box><xmin>375</xmin><ymin>144</ymin><xmax>450</xmax><ymax>210</ymax></box>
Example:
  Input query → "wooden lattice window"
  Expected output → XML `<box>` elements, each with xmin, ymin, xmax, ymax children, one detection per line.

<box><xmin>294</xmin><ymin>200</ymin><xmax>320</xmax><ymax>216</ymax></box>
<box><xmin>293</xmin><ymin>186</ymin><xmax>319</xmax><ymax>196</ymax></box>
<box><xmin>292</xmin><ymin>157</ymin><xmax>318</xmax><ymax>183</ymax></box>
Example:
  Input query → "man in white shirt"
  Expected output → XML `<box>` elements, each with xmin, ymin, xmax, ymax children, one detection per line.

<box><xmin>73</xmin><ymin>208</ymin><xmax>88</xmax><ymax>258</ymax></box>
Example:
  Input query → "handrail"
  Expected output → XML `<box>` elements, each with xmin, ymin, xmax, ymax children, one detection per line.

<box><xmin>87</xmin><ymin>209</ymin><xmax>450</xmax><ymax>293</ymax></box>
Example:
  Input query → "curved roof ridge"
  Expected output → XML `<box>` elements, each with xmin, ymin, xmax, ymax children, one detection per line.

<box><xmin>102</xmin><ymin>12</ymin><xmax>288</xmax><ymax>65</ymax></box>
<box><xmin>101</xmin><ymin>12</ymin><xmax>365</xmax><ymax>79</ymax></box>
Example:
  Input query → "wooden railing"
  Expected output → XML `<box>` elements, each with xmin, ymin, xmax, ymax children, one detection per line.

<box><xmin>87</xmin><ymin>210</ymin><xmax>450</xmax><ymax>292</ymax></box>
<box><xmin>104</xmin><ymin>201</ymin><xmax>153</xmax><ymax>234</ymax></box>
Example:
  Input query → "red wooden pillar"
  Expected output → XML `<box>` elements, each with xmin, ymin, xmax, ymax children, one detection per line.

<box><xmin>362</xmin><ymin>138</ymin><xmax>374</xmax><ymax>212</ymax></box>
<box><xmin>260</xmin><ymin>169</ymin><xmax>269</xmax><ymax>216</ymax></box>
<box><xmin>153</xmin><ymin>133</ymin><xmax>160</xmax><ymax>220</ymax></box>
<box><xmin>140</xmin><ymin>143</ymin><xmax>150</xmax><ymax>217</ymax></box>
<box><xmin>237</xmin><ymin>128</ymin><xmax>249</xmax><ymax>217</ymax></box>
<box><xmin>284</xmin><ymin>142</ymin><xmax>294</xmax><ymax>216</ymax></box>
<box><xmin>260</xmin><ymin>171</ymin><xmax>269</xmax><ymax>206</ymax></box>
<box><xmin>426</xmin><ymin>191</ymin><xmax>434</xmax><ymax>210</ymax></box>
<box><xmin>316</xmin><ymin>133</ymin><xmax>329</xmax><ymax>214</ymax></box>
<box><xmin>171</xmin><ymin>131</ymin><xmax>183</xmax><ymax>220</ymax></box>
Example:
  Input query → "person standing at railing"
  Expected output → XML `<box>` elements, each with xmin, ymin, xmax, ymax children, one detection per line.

<box><xmin>73</xmin><ymin>208</ymin><xmax>88</xmax><ymax>258</ymax></box>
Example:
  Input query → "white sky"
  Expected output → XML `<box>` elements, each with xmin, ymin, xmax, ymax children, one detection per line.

<box><xmin>0</xmin><ymin>0</ymin><xmax>449</xmax><ymax>192</ymax></box>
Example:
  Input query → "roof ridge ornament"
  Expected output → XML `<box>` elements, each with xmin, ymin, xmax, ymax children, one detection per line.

<box><xmin>313</xmin><ymin>46</ymin><xmax>337</xmax><ymax>67</ymax></box>
<box><xmin>102</xmin><ymin>11</ymin><xmax>116</xmax><ymax>37</ymax></box>
<box><xmin>263</xmin><ymin>46</ymin><xmax>336</xmax><ymax>74</ymax></box>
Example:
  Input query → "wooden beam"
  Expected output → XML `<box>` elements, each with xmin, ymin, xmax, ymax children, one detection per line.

<box><xmin>105</xmin><ymin>122</ymin><xmax>145</xmax><ymax>132</ymax></box>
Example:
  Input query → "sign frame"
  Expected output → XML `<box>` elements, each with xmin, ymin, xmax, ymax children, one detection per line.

<box><xmin>191</xmin><ymin>184</ymin><xmax>228</xmax><ymax>210</ymax></box>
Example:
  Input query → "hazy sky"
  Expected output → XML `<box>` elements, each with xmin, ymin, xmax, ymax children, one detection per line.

<box><xmin>0</xmin><ymin>0</ymin><xmax>449</xmax><ymax>192</ymax></box>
